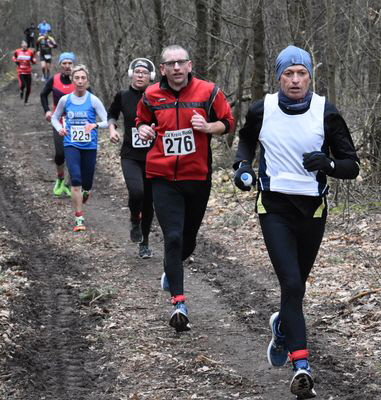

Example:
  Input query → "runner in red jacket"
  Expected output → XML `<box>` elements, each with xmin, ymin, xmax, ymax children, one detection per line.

<box><xmin>137</xmin><ymin>44</ymin><xmax>234</xmax><ymax>332</ymax></box>
<box><xmin>12</xmin><ymin>40</ymin><xmax>36</xmax><ymax>105</ymax></box>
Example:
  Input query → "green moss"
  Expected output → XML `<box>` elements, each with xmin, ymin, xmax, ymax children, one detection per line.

<box><xmin>330</xmin><ymin>202</ymin><xmax>381</xmax><ymax>214</ymax></box>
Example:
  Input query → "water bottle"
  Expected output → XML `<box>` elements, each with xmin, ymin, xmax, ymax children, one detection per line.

<box><xmin>241</xmin><ymin>172</ymin><xmax>253</xmax><ymax>186</ymax></box>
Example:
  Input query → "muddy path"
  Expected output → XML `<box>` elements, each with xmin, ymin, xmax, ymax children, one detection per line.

<box><xmin>0</xmin><ymin>75</ymin><xmax>379</xmax><ymax>400</ymax></box>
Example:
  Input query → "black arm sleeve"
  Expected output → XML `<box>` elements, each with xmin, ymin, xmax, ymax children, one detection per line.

<box><xmin>40</xmin><ymin>77</ymin><xmax>54</xmax><ymax>113</ymax></box>
<box><xmin>324</xmin><ymin>102</ymin><xmax>360</xmax><ymax>179</ymax></box>
<box><xmin>107</xmin><ymin>91</ymin><xmax>122</xmax><ymax>127</ymax></box>
<box><xmin>233</xmin><ymin>100</ymin><xmax>264</xmax><ymax>169</ymax></box>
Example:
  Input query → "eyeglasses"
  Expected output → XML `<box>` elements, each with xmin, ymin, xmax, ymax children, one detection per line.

<box><xmin>161</xmin><ymin>59</ymin><xmax>189</xmax><ymax>68</ymax></box>
<box><xmin>133</xmin><ymin>69</ymin><xmax>150</xmax><ymax>76</ymax></box>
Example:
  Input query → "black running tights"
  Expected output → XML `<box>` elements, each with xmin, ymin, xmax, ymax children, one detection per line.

<box><xmin>18</xmin><ymin>74</ymin><xmax>32</xmax><ymax>103</ymax></box>
<box><xmin>259</xmin><ymin>212</ymin><xmax>326</xmax><ymax>352</ymax></box>
<box><xmin>121</xmin><ymin>158</ymin><xmax>153</xmax><ymax>244</ymax></box>
<box><xmin>152</xmin><ymin>178</ymin><xmax>211</xmax><ymax>297</ymax></box>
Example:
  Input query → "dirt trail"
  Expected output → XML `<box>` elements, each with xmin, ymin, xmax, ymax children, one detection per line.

<box><xmin>0</xmin><ymin>74</ymin><xmax>379</xmax><ymax>400</ymax></box>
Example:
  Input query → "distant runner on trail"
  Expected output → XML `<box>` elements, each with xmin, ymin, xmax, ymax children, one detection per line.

<box><xmin>12</xmin><ymin>40</ymin><xmax>36</xmax><ymax>105</ymax></box>
<box><xmin>51</xmin><ymin>65</ymin><xmax>108</xmax><ymax>232</ymax></box>
<box><xmin>234</xmin><ymin>45</ymin><xmax>360</xmax><ymax>399</ymax></box>
<box><xmin>108</xmin><ymin>57</ymin><xmax>156</xmax><ymax>259</ymax></box>
<box><xmin>136</xmin><ymin>45</ymin><xmax>234</xmax><ymax>332</ymax></box>
<box><xmin>36</xmin><ymin>32</ymin><xmax>57</xmax><ymax>81</ymax></box>
<box><xmin>37</xmin><ymin>19</ymin><xmax>51</xmax><ymax>35</ymax></box>
<box><xmin>40</xmin><ymin>52</ymin><xmax>76</xmax><ymax>197</ymax></box>
<box><xmin>24</xmin><ymin>22</ymin><xmax>37</xmax><ymax>48</ymax></box>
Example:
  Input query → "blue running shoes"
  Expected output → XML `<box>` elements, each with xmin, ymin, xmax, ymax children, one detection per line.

<box><xmin>169</xmin><ymin>302</ymin><xmax>190</xmax><ymax>332</ymax></box>
<box><xmin>290</xmin><ymin>359</ymin><xmax>316</xmax><ymax>399</ymax></box>
<box><xmin>267</xmin><ymin>311</ymin><xmax>288</xmax><ymax>367</ymax></box>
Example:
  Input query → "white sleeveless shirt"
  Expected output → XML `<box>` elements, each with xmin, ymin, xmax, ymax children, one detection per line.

<box><xmin>258</xmin><ymin>92</ymin><xmax>327</xmax><ymax>196</ymax></box>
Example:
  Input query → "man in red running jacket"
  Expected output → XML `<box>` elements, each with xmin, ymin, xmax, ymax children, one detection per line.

<box><xmin>137</xmin><ymin>44</ymin><xmax>234</xmax><ymax>332</ymax></box>
<box><xmin>12</xmin><ymin>40</ymin><xmax>36</xmax><ymax>105</ymax></box>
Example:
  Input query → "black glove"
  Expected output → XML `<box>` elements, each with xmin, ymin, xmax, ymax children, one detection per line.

<box><xmin>234</xmin><ymin>161</ymin><xmax>256</xmax><ymax>191</ymax></box>
<box><xmin>303</xmin><ymin>151</ymin><xmax>335</xmax><ymax>174</ymax></box>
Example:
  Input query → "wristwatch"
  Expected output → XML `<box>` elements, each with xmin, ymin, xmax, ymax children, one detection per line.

<box><xmin>95</xmin><ymin>123</ymin><xmax>99</xmax><ymax>129</ymax></box>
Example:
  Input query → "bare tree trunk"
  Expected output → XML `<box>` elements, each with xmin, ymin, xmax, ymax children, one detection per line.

<box><xmin>286</xmin><ymin>0</ymin><xmax>308</xmax><ymax>47</ymax></box>
<box><xmin>153</xmin><ymin>0</ymin><xmax>167</xmax><ymax>52</ymax></box>
<box><xmin>341</xmin><ymin>0</ymin><xmax>356</xmax><ymax>93</ymax></box>
<box><xmin>252</xmin><ymin>0</ymin><xmax>265</xmax><ymax>101</ymax></box>
<box><xmin>226</xmin><ymin>38</ymin><xmax>250</xmax><ymax>147</ymax></box>
<box><xmin>209</xmin><ymin>0</ymin><xmax>222</xmax><ymax>82</ymax></box>
<box><xmin>58</xmin><ymin>0</ymin><xmax>67</xmax><ymax>50</ymax></box>
<box><xmin>325</xmin><ymin>0</ymin><xmax>336</xmax><ymax>104</ymax></box>
<box><xmin>194</xmin><ymin>0</ymin><xmax>208</xmax><ymax>79</ymax></box>
<box><xmin>79</xmin><ymin>0</ymin><xmax>110</xmax><ymax>105</ymax></box>
<box><xmin>368</xmin><ymin>3</ymin><xmax>381</xmax><ymax>181</ymax></box>
<box><xmin>109</xmin><ymin>1</ymin><xmax>131</xmax><ymax>91</ymax></box>
<box><xmin>263</xmin><ymin>0</ymin><xmax>291</xmax><ymax>92</ymax></box>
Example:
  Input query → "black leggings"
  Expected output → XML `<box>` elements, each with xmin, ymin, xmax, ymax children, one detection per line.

<box><xmin>121</xmin><ymin>158</ymin><xmax>153</xmax><ymax>244</ymax></box>
<box><xmin>18</xmin><ymin>74</ymin><xmax>32</xmax><ymax>103</ymax></box>
<box><xmin>26</xmin><ymin>37</ymin><xmax>35</xmax><ymax>48</ymax></box>
<box><xmin>152</xmin><ymin>178</ymin><xmax>211</xmax><ymax>297</ymax></box>
<box><xmin>259</xmin><ymin>212</ymin><xmax>326</xmax><ymax>352</ymax></box>
<box><xmin>53</xmin><ymin>127</ymin><xmax>65</xmax><ymax>166</ymax></box>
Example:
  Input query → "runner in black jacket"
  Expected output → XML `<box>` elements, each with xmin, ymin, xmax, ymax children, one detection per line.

<box><xmin>24</xmin><ymin>23</ymin><xmax>36</xmax><ymax>48</ymax></box>
<box><xmin>108</xmin><ymin>58</ymin><xmax>156</xmax><ymax>259</ymax></box>
<box><xmin>234</xmin><ymin>45</ymin><xmax>359</xmax><ymax>399</ymax></box>
<box><xmin>40</xmin><ymin>52</ymin><xmax>76</xmax><ymax>197</ymax></box>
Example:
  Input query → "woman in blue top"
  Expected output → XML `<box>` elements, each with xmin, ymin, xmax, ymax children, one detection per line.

<box><xmin>51</xmin><ymin>65</ymin><xmax>108</xmax><ymax>231</ymax></box>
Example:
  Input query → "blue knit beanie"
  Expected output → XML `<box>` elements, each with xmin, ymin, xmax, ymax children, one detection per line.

<box><xmin>275</xmin><ymin>45</ymin><xmax>312</xmax><ymax>80</ymax></box>
<box><xmin>58</xmin><ymin>52</ymin><xmax>76</xmax><ymax>64</ymax></box>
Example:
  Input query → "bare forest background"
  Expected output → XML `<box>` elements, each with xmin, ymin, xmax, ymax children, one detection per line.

<box><xmin>1</xmin><ymin>0</ymin><xmax>380</xmax><ymax>194</ymax></box>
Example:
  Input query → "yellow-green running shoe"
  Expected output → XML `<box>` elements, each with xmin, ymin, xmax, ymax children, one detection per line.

<box><xmin>62</xmin><ymin>183</ymin><xmax>72</xmax><ymax>197</ymax></box>
<box><xmin>53</xmin><ymin>179</ymin><xmax>64</xmax><ymax>196</ymax></box>
<box><xmin>82</xmin><ymin>190</ymin><xmax>90</xmax><ymax>204</ymax></box>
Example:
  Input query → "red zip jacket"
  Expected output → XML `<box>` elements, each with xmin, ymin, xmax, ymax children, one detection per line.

<box><xmin>12</xmin><ymin>48</ymin><xmax>36</xmax><ymax>74</ymax></box>
<box><xmin>136</xmin><ymin>75</ymin><xmax>234</xmax><ymax>181</ymax></box>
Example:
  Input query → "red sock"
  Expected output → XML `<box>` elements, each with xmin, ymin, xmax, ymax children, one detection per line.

<box><xmin>289</xmin><ymin>349</ymin><xmax>309</xmax><ymax>362</ymax></box>
<box><xmin>171</xmin><ymin>295</ymin><xmax>186</xmax><ymax>304</ymax></box>
<box><xmin>75</xmin><ymin>211</ymin><xmax>83</xmax><ymax>218</ymax></box>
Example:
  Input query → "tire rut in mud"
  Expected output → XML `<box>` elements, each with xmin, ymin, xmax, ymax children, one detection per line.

<box><xmin>0</xmin><ymin>172</ymin><xmax>115</xmax><ymax>400</ymax></box>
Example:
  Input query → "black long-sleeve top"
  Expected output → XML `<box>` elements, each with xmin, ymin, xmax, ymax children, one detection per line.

<box><xmin>235</xmin><ymin>95</ymin><xmax>360</xmax><ymax>217</ymax></box>
<box><xmin>107</xmin><ymin>86</ymin><xmax>149</xmax><ymax>161</ymax></box>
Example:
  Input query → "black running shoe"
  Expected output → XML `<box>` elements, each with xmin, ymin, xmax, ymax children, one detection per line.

<box><xmin>139</xmin><ymin>244</ymin><xmax>152</xmax><ymax>259</ymax></box>
<box><xmin>130</xmin><ymin>220</ymin><xmax>143</xmax><ymax>243</ymax></box>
